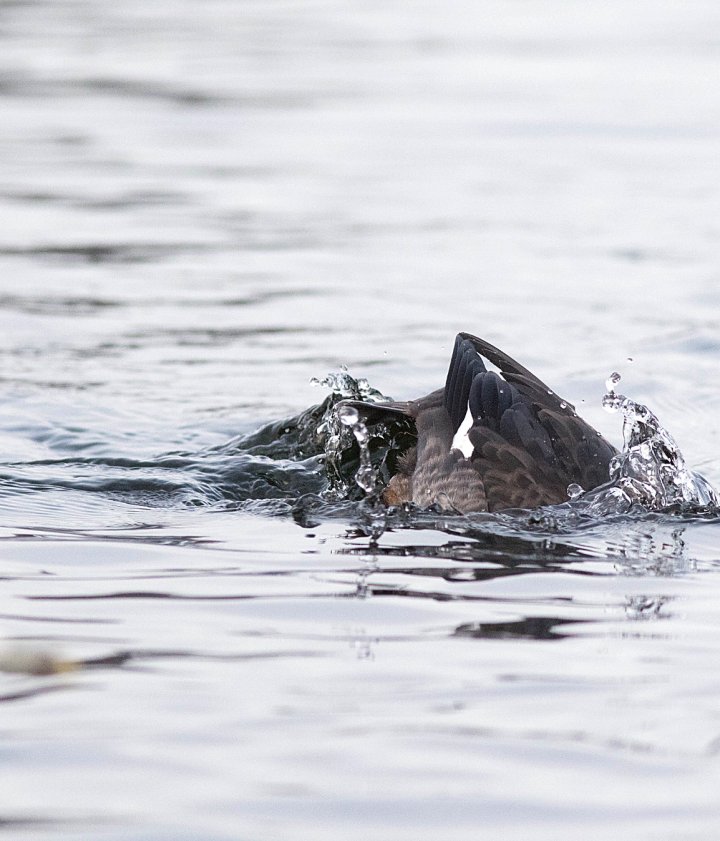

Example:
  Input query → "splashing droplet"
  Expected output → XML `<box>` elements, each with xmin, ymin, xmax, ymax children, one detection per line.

<box><xmin>311</xmin><ymin>368</ymin><xmax>391</xmax><ymax>500</ymax></box>
<box><xmin>567</xmin><ymin>483</ymin><xmax>584</xmax><ymax>501</ymax></box>
<box><xmin>337</xmin><ymin>405</ymin><xmax>360</xmax><ymax>427</ymax></box>
<box><xmin>588</xmin><ymin>377</ymin><xmax>719</xmax><ymax>514</ymax></box>
<box><xmin>602</xmin><ymin>393</ymin><xmax>624</xmax><ymax>413</ymax></box>
<box><xmin>605</xmin><ymin>371</ymin><xmax>621</xmax><ymax>392</ymax></box>
<box><xmin>335</xmin><ymin>404</ymin><xmax>377</xmax><ymax>495</ymax></box>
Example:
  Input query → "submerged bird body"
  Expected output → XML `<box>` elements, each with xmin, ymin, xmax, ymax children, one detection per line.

<box><xmin>349</xmin><ymin>333</ymin><xmax>617</xmax><ymax>513</ymax></box>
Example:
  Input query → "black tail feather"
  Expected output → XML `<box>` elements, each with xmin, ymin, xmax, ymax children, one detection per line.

<box><xmin>444</xmin><ymin>335</ymin><xmax>487</xmax><ymax>433</ymax></box>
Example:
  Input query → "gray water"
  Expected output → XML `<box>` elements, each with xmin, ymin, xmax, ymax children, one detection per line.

<box><xmin>2</xmin><ymin>2</ymin><xmax>720</xmax><ymax>839</ymax></box>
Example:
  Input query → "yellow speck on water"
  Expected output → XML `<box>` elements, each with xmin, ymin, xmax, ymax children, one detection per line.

<box><xmin>0</xmin><ymin>645</ymin><xmax>79</xmax><ymax>676</ymax></box>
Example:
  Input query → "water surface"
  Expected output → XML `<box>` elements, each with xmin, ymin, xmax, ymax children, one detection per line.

<box><xmin>1</xmin><ymin>2</ymin><xmax>720</xmax><ymax>839</ymax></box>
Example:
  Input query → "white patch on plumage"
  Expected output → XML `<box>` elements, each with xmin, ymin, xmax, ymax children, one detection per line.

<box><xmin>451</xmin><ymin>403</ymin><xmax>475</xmax><ymax>457</ymax></box>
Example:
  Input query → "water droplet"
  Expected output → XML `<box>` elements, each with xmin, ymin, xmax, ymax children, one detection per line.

<box><xmin>334</xmin><ymin>404</ymin><xmax>378</xmax><ymax>496</ymax></box>
<box><xmin>560</xmin><ymin>401</ymin><xmax>567</xmax><ymax>409</ymax></box>
<box><xmin>337</xmin><ymin>405</ymin><xmax>359</xmax><ymax>427</ymax></box>
<box><xmin>602</xmin><ymin>393</ymin><xmax>623</xmax><ymax>413</ymax></box>
<box><xmin>605</xmin><ymin>371</ymin><xmax>621</xmax><ymax>392</ymax></box>
<box><xmin>567</xmin><ymin>483</ymin><xmax>584</xmax><ymax>501</ymax></box>
<box><xmin>627</xmin><ymin>357</ymin><xmax>634</xmax><ymax>363</ymax></box>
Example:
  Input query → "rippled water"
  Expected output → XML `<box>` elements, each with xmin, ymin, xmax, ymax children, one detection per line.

<box><xmin>2</xmin><ymin>2</ymin><xmax>720</xmax><ymax>839</ymax></box>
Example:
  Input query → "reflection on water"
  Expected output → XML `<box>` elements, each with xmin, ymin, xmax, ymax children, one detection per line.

<box><xmin>454</xmin><ymin>616</ymin><xmax>581</xmax><ymax>640</ymax></box>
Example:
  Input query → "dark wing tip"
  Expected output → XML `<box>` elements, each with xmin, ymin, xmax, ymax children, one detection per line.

<box><xmin>443</xmin><ymin>334</ymin><xmax>487</xmax><ymax>432</ymax></box>
<box><xmin>457</xmin><ymin>332</ymin><xmax>550</xmax><ymax>388</ymax></box>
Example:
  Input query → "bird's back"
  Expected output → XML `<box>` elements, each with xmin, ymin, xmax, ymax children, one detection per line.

<box><xmin>379</xmin><ymin>333</ymin><xmax>616</xmax><ymax>513</ymax></box>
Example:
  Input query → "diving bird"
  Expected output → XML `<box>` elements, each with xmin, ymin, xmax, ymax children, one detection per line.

<box><xmin>346</xmin><ymin>332</ymin><xmax>617</xmax><ymax>513</ymax></box>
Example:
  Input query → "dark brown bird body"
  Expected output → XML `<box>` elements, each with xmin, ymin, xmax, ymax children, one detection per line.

<box><xmin>351</xmin><ymin>333</ymin><xmax>617</xmax><ymax>513</ymax></box>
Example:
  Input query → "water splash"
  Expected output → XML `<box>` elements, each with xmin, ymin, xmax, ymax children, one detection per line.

<box><xmin>337</xmin><ymin>404</ymin><xmax>377</xmax><ymax>495</ymax></box>
<box><xmin>311</xmin><ymin>369</ymin><xmax>391</xmax><ymax>500</ymax></box>
<box><xmin>586</xmin><ymin>372</ymin><xmax>719</xmax><ymax>514</ymax></box>
<box><xmin>567</xmin><ymin>482</ymin><xmax>584</xmax><ymax>501</ymax></box>
<box><xmin>310</xmin><ymin>369</ymin><xmax>386</xmax><ymax>403</ymax></box>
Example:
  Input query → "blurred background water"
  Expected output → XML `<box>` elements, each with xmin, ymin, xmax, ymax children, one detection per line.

<box><xmin>1</xmin><ymin>1</ymin><xmax>720</xmax><ymax>839</ymax></box>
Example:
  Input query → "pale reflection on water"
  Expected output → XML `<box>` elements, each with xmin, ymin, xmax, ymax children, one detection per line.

<box><xmin>1</xmin><ymin>1</ymin><xmax>720</xmax><ymax>840</ymax></box>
